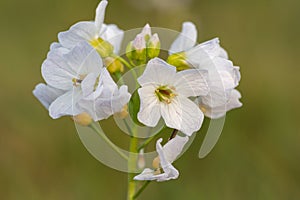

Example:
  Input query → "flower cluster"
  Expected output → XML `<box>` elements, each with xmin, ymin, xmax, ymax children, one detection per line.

<box><xmin>33</xmin><ymin>0</ymin><xmax>242</xmax><ymax>184</ymax></box>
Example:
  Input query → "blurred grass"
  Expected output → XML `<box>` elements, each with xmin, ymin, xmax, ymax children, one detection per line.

<box><xmin>0</xmin><ymin>0</ymin><xmax>300</xmax><ymax>199</ymax></box>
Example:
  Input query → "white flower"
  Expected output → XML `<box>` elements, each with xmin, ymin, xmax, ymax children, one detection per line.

<box><xmin>169</xmin><ymin>22</ymin><xmax>242</xmax><ymax>118</ymax></box>
<box><xmin>57</xmin><ymin>0</ymin><xmax>123</xmax><ymax>55</ymax></box>
<box><xmin>137</xmin><ymin>58</ymin><xmax>208</xmax><ymax>136</ymax></box>
<box><xmin>38</xmin><ymin>41</ymin><xmax>130</xmax><ymax>120</ymax></box>
<box><xmin>134</xmin><ymin>135</ymin><xmax>189</xmax><ymax>182</ymax></box>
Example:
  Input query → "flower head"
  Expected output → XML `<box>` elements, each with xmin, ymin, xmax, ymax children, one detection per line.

<box><xmin>34</xmin><ymin>41</ymin><xmax>130</xmax><ymax>121</ymax></box>
<box><xmin>134</xmin><ymin>135</ymin><xmax>189</xmax><ymax>182</ymax></box>
<box><xmin>137</xmin><ymin>57</ymin><xmax>208</xmax><ymax>136</ymax></box>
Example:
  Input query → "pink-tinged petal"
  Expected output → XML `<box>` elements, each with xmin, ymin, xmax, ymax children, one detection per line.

<box><xmin>48</xmin><ymin>88</ymin><xmax>82</xmax><ymax>119</ymax></box>
<box><xmin>173</xmin><ymin>69</ymin><xmax>209</xmax><ymax>97</ymax></box>
<box><xmin>160</xmin><ymin>96</ymin><xmax>203</xmax><ymax>136</ymax></box>
<box><xmin>137</xmin><ymin>85</ymin><xmax>161</xmax><ymax>127</ymax></box>
<box><xmin>95</xmin><ymin>0</ymin><xmax>108</xmax><ymax>34</ymax></box>
<box><xmin>169</xmin><ymin>22</ymin><xmax>197</xmax><ymax>54</ymax></box>
<box><xmin>138</xmin><ymin>58</ymin><xmax>176</xmax><ymax>86</ymax></box>
<box><xmin>58</xmin><ymin>22</ymin><xmax>97</xmax><ymax>49</ymax></box>
<box><xmin>33</xmin><ymin>83</ymin><xmax>65</xmax><ymax>109</ymax></box>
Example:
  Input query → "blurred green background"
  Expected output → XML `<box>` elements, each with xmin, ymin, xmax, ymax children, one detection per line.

<box><xmin>1</xmin><ymin>0</ymin><xmax>299</xmax><ymax>199</ymax></box>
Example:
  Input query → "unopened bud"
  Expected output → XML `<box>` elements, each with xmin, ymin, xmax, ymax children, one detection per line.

<box><xmin>90</xmin><ymin>37</ymin><xmax>114</xmax><ymax>58</ymax></box>
<box><xmin>147</xmin><ymin>33</ymin><xmax>160</xmax><ymax>58</ymax></box>
<box><xmin>72</xmin><ymin>112</ymin><xmax>92</xmax><ymax>126</ymax></box>
<box><xmin>114</xmin><ymin>104</ymin><xmax>128</xmax><ymax>119</ymax></box>
<box><xmin>132</xmin><ymin>34</ymin><xmax>147</xmax><ymax>63</ymax></box>
<box><xmin>104</xmin><ymin>57</ymin><xmax>124</xmax><ymax>74</ymax></box>
<box><xmin>152</xmin><ymin>156</ymin><xmax>160</xmax><ymax>169</ymax></box>
<box><xmin>167</xmin><ymin>52</ymin><xmax>190</xmax><ymax>71</ymax></box>
<box><xmin>137</xmin><ymin>149</ymin><xmax>146</xmax><ymax>169</ymax></box>
<box><xmin>141</xmin><ymin>24</ymin><xmax>152</xmax><ymax>41</ymax></box>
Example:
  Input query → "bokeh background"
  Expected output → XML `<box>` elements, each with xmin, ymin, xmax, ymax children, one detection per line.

<box><xmin>1</xmin><ymin>0</ymin><xmax>299</xmax><ymax>199</ymax></box>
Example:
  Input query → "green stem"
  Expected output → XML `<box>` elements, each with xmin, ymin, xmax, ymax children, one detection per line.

<box><xmin>89</xmin><ymin>123</ymin><xmax>128</xmax><ymax>160</ymax></box>
<box><xmin>137</xmin><ymin>126</ymin><xmax>167</xmax><ymax>152</ymax></box>
<box><xmin>127</xmin><ymin>127</ymin><xmax>139</xmax><ymax>200</ymax></box>
<box><xmin>133</xmin><ymin>181</ymin><xmax>151</xmax><ymax>199</ymax></box>
<box><xmin>112</xmin><ymin>54</ymin><xmax>133</xmax><ymax>69</ymax></box>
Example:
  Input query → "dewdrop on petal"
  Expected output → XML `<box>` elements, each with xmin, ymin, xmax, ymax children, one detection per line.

<box><xmin>73</xmin><ymin>112</ymin><xmax>92</xmax><ymax>126</ymax></box>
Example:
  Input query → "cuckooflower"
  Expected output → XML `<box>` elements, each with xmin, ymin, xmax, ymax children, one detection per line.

<box><xmin>137</xmin><ymin>58</ymin><xmax>208</xmax><ymax>136</ymax></box>
<box><xmin>168</xmin><ymin>22</ymin><xmax>242</xmax><ymax>118</ymax></box>
<box><xmin>134</xmin><ymin>135</ymin><xmax>189</xmax><ymax>182</ymax></box>
<box><xmin>57</xmin><ymin>0</ymin><xmax>124</xmax><ymax>57</ymax></box>
<box><xmin>36</xmin><ymin>41</ymin><xmax>130</xmax><ymax>120</ymax></box>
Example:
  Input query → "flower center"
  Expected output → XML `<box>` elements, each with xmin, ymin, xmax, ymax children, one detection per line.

<box><xmin>155</xmin><ymin>85</ymin><xmax>177</xmax><ymax>104</ymax></box>
<box><xmin>72</xmin><ymin>74</ymin><xmax>86</xmax><ymax>87</ymax></box>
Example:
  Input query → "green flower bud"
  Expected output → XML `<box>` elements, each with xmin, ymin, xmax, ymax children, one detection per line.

<box><xmin>167</xmin><ymin>52</ymin><xmax>190</xmax><ymax>71</ymax></box>
<box><xmin>126</xmin><ymin>41</ymin><xmax>134</xmax><ymax>61</ymax></box>
<box><xmin>90</xmin><ymin>37</ymin><xmax>114</xmax><ymax>58</ymax></box>
<box><xmin>104</xmin><ymin>57</ymin><xmax>124</xmax><ymax>74</ymax></box>
<box><xmin>147</xmin><ymin>33</ymin><xmax>160</xmax><ymax>58</ymax></box>
<box><xmin>131</xmin><ymin>34</ymin><xmax>147</xmax><ymax>64</ymax></box>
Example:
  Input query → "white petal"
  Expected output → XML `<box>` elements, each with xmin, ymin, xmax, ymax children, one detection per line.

<box><xmin>138</xmin><ymin>58</ymin><xmax>176</xmax><ymax>86</ymax></box>
<box><xmin>33</xmin><ymin>83</ymin><xmax>65</xmax><ymax>109</ymax></box>
<box><xmin>200</xmin><ymin>89</ymin><xmax>242</xmax><ymax>119</ymax></box>
<box><xmin>42</xmin><ymin>51</ymin><xmax>75</xmax><ymax>90</ymax></box>
<box><xmin>79</xmin><ymin>69</ymin><xmax>131</xmax><ymax>121</ymax></box>
<box><xmin>197</xmin><ymin>38</ymin><xmax>228</xmax><ymax>59</ymax></box>
<box><xmin>185</xmin><ymin>38</ymin><xmax>230</xmax><ymax>69</ymax></box>
<box><xmin>160</xmin><ymin>96</ymin><xmax>203</xmax><ymax>136</ymax></box>
<box><xmin>169</xmin><ymin>22</ymin><xmax>197</xmax><ymax>54</ymax></box>
<box><xmin>133</xmin><ymin>168</ymin><xmax>157</xmax><ymax>181</ymax></box>
<box><xmin>95</xmin><ymin>0</ymin><xmax>108</xmax><ymax>34</ymax></box>
<box><xmin>137</xmin><ymin>85</ymin><xmax>161</xmax><ymax>127</ymax></box>
<box><xmin>50</xmin><ymin>42</ymin><xmax>61</xmax><ymax>50</ymax></box>
<box><xmin>63</xmin><ymin>41</ymin><xmax>103</xmax><ymax>76</ymax></box>
<box><xmin>100</xmin><ymin>24</ymin><xmax>124</xmax><ymax>54</ymax></box>
<box><xmin>58</xmin><ymin>22</ymin><xmax>97</xmax><ymax>49</ymax></box>
<box><xmin>155</xmin><ymin>138</ymin><xmax>179</xmax><ymax>181</ymax></box>
<box><xmin>48</xmin><ymin>89</ymin><xmax>82</xmax><ymax>119</ymax></box>
<box><xmin>81</xmin><ymin>72</ymin><xmax>100</xmax><ymax>98</ymax></box>
<box><xmin>162</xmin><ymin>135</ymin><xmax>189</xmax><ymax>163</ymax></box>
<box><xmin>174</xmin><ymin>69</ymin><xmax>209</xmax><ymax>97</ymax></box>
<box><xmin>42</xmin><ymin>42</ymin><xmax>102</xmax><ymax>90</ymax></box>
